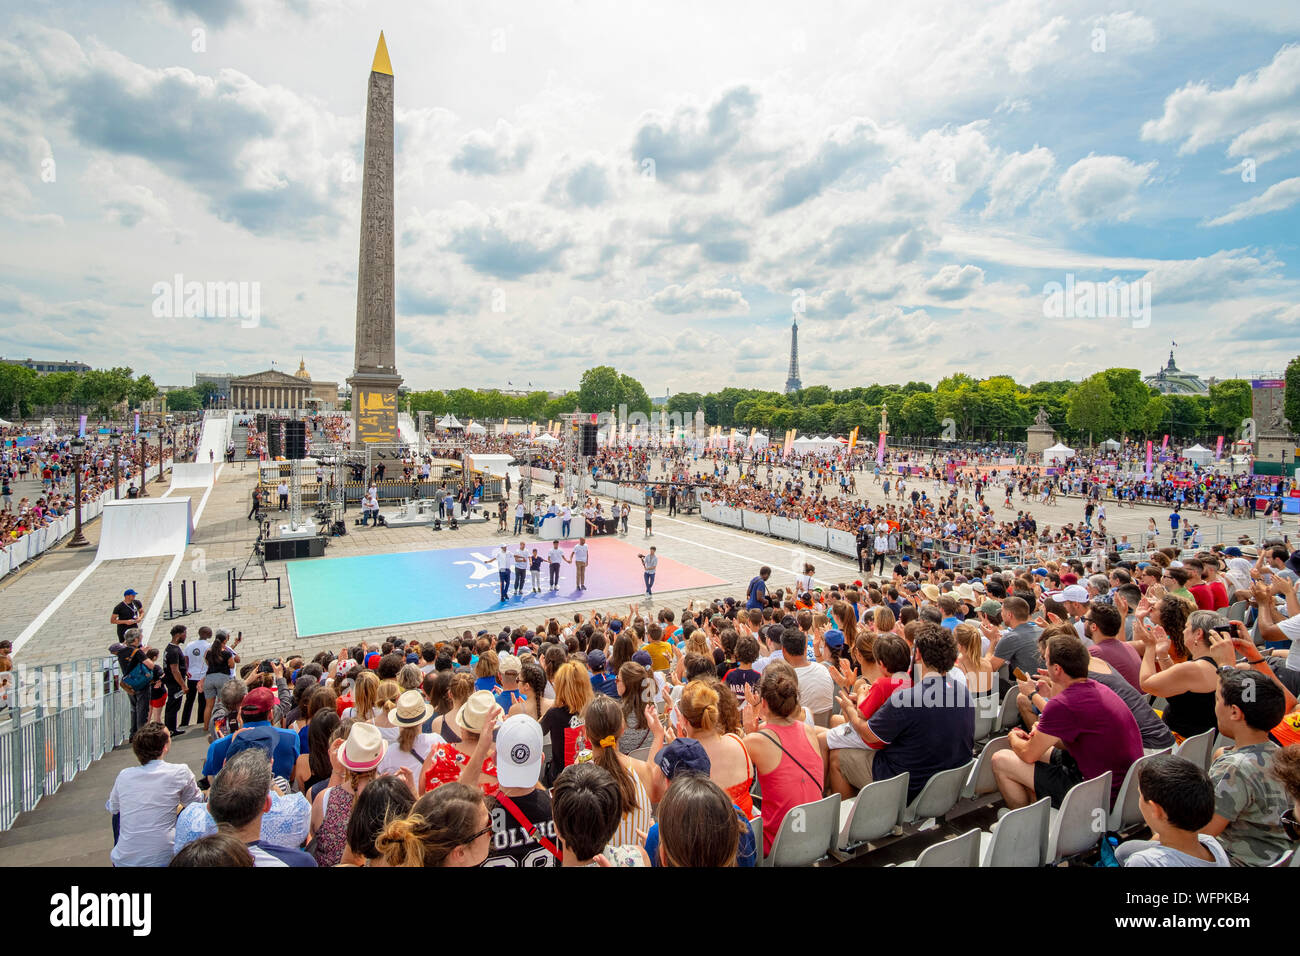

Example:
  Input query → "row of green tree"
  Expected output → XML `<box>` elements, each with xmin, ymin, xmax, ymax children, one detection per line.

<box><xmin>0</xmin><ymin>365</ymin><xmax>160</xmax><ymax>418</ymax></box>
<box><xmin>406</xmin><ymin>359</ymin><xmax>1300</xmax><ymax>446</ymax></box>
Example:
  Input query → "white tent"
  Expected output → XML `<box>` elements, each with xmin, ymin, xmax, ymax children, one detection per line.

<box><xmin>465</xmin><ymin>422</ymin><xmax>487</xmax><ymax>435</ymax></box>
<box><xmin>533</xmin><ymin>432</ymin><xmax>559</xmax><ymax>444</ymax></box>
<box><xmin>1042</xmin><ymin>442</ymin><xmax>1075</xmax><ymax>465</ymax></box>
<box><xmin>1183</xmin><ymin>443</ymin><xmax>1214</xmax><ymax>465</ymax></box>
<box><xmin>747</xmin><ymin>431</ymin><xmax>769</xmax><ymax>448</ymax></box>
<box><xmin>0</xmin><ymin>418</ymin><xmax>11</xmax><ymax>427</ymax></box>
<box><xmin>435</xmin><ymin>414</ymin><xmax>463</xmax><ymax>429</ymax></box>
<box><xmin>1099</xmin><ymin>438</ymin><xmax>1121</xmax><ymax>450</ymax></box>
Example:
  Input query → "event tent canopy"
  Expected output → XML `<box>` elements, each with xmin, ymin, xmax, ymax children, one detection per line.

<box><xmin>1183</xmin><ymin>443</ymin><xmax>1214</xmax><ymax>465</ymax></box>
<box><xmin>435</xmin><ymin>414</ymin><xmax>463</xmax><ymax>429</ymax></box>
<box><xmin>1042</xmin><ymin>442</ymin><xmax>1075</xmax><ymax>464</ymax></box>
<box><xmin>465</xmin><ymin>422</ymin><xmax>487</xmax><ymax>435</ymax></box>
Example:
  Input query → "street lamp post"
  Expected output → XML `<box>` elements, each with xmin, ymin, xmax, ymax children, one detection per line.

<box><xmin>137</xmin><ymin>429</ymin><xmax>149</xmax><ymax>498</ymax></box>
<box><xmin>68</xmin><ymin>437</ymin><xmax>89</xmax><ymax>548</ymax></box>
<box><xmin>155</xmin><ymin>425</ymin><xmax>170</xmax><ymax>484</ymax></box>
<box><xmin>110</xmin><ymin>431</ymin><xmax>121</xmax><ymax>500</ymax></box>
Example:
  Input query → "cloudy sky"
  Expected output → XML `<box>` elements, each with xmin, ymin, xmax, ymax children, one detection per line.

<box><xmin>1</xmin><ymin>0</ymin><xmax>1298</xmax><ymax>395</ymax></box>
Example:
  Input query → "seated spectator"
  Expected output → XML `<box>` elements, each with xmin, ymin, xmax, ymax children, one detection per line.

<box><xmin>540</xmin><ymin>662</ymin><xmax>594</xmax><ymax>784</ymax></box>
<box><xmin>105</xmin><ymin>722</ymin><xmax>202</xmax><ymax>867</ymax></box>
<box><xmin>422</xmin><ymin>690</ymin><xmax>500</xmax><ymax>795</ymax></box>
<box><xmin>654</xmin><ymin>771</ymin><xmax>750</xmax><ymax>867</ymax></box>
<box><xmin>1137</xmin><ymin>609</ymin><xmax>1222</xmax><ymax>743</ymax></box>
<box><xmin>1085</xmin><ymin>601</ymin><xmax>1142</xmax><ymax>691</ymax></box>
<box><xmin>495</xmin><ymin>653</ymin><xmax>525</xmax><ymax>710</ymax></box>
<box><xmin>1269</xmin><ymin>745</ymin><xmax>1300</xmax><ymax>850</ymax></box>
<box><xmin>826</xmin><ymin>633</ymin><xmax>913</xmax><ymax>799</ymax></box>
<box><xmin>723</xmin><ymin>636</ymin><xmax>762</xmax><ymax>699</ymax></box>
<box><xmin>613</xmin><ymin>661</ymin><xmax>657</xmax><ymax>754</ymax></box>
<box><xmin>587</xmin><ymin>650</ymin><xmax>618</xmax><ymax>699</ymax></box>
<box><xmin>985</xmin><ymin>595</ymin><xmax>1043</xmax><ymax>680</ymax></box>
<box><xmin>375</xmin><ymin>783</ymin><xmax>493</xmax><ymax>867</ymax></box>
<box><xmin>780</xmin><ymin>625</ymin><xmax>833</xmax><ymax>719</ymax></box>
<box><xmin>1203</xmin><ymin>669</ymin><xmax>1292</xmax><ymax>866</ymax></box>
<box><xmin>643</xmin><ymin>740</ymin><xmax>756</xmax><ymax>867</ymax></box>
<box><xmin>209</xmin><ymin>750</ymin><xmax>316</xmax><ymax>867</ymax></box>
<box><xmin>833</xmin><ymin>623</ymin><xmax>974</xmax><ymax>802</ymax></box>
<box><xmin>310</xmin><ymin>721</ymin><xmax>384</xmax><ymax>866</ymax></box>
<box><xmin>667</xmin><ymin>681</ymin><xmax>754</xmax><ymax>816</ymax></box>
<box><xmin>584</xmin><ymin>695</ymin><xmax>658</xmax><ymax>845</ymax></box>
<box><xmin>1116</xmin><ymin>755</ymin><xmax>1230</xmax><ymax>866</ymax></box>
<box><xmin>742</xmin><ymin>662</ymin><xmax>826</xmax><ymax>855</ymax></box>
<box><xmin>993</xmin><ymin>633</ymin><xmax>1142</xmax><ymax>809</ymax></box>
<box><xmin>550</xmin><ymin>763</ymin><xmax>650</xmax><ymax>866</ymax></box>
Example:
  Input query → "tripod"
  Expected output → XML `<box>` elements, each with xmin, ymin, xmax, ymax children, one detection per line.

<box><xmin>241</xmin><ymin>521</ymin><xmax>270</xmax><ymax>581</ymax></box>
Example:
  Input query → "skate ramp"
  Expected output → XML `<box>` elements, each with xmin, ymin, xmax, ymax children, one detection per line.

<box><xmin>96</xmin><ymin>498</ymin><xmax>193</xmax><ymax>560</ymax></box>
<box><xmin>195</xmin><ymin>416</ymin><xmax>228</xmax><ymax>464</ymax></box>
<box><xmin>170</xmin><ymin>462</ymin><xmax>217</xmax><ymax>488</ymax></box>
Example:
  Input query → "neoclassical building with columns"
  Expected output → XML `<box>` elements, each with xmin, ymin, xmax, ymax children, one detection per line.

<box><xmin>230</xmin><ymin>361</ymin><xmax>339</xmax><ymax>411</ymax></box>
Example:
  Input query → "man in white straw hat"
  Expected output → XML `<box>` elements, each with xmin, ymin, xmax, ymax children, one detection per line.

<box><xmin>377</xmin><ymin>690</ymin><xmax>440</xmax><ymax>778</ymax></box>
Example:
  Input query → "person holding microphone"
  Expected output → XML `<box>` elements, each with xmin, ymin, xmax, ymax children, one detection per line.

<box><xmin>640</xmin><ymin>546</ymin><xmax>658</xmax><ymax>599</ymax></box>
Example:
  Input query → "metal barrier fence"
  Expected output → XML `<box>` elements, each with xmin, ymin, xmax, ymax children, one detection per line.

<box><xmin>0</xmin><ymin>657</ymin><xmax>131</xmax><ymax>831</ymax></box>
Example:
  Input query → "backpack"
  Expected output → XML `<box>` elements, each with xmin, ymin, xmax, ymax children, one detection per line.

<box><xmin>224</xmin><ymin>724</ymin><xmax>279</xmax><ymax>766</ymax></box>
<box><xmin>123</xmin><ymin>660</ymin><xmax>153</xmax><ymax>693</ymax></box>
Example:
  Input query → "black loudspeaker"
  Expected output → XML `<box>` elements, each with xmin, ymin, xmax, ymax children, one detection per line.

<box><xmin>581</xmin><ymin>423</ymin><xmax>598</xmax><ymax>456</ymax></box>
<box><xmin>255</xmin><ymin>414</ymin><xmax>267</xmax><ymax>434</ymax></box>
<box><xmin>265</xmin><ymin>537</ymin><xmax>325</xmax><ymax>560</ymax></box>
<box><xmin>284</xmin><ymin>420</ymin><xmax>307</xmax><ymax>460</ymax></box>
<box><xmin>267</xmin><ymin>421</ymin><xmax>283</xmax><ymax>459</ymax></box>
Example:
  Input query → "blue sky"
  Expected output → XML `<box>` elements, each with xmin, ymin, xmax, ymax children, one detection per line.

<box><xmin>0</xmin><ymin>0</ymin><xmax>1297</xmax><ymax>394</ymax></box>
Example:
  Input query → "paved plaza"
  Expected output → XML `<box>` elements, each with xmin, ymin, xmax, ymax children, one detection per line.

<box><xmin>2</xmin><ymin>456</ymin><xmax>1277</xmax><ymax>668</ymax></box>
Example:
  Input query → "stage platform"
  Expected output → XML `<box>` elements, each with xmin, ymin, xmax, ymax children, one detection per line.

<box><xmin>285</xmin><ymin>537</ymin><xmax>727</xmax><ymax>638</ymax></box>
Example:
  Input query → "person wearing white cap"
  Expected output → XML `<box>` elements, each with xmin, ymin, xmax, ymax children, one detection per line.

<box><xmin>481</xmin><ymin>714</ymin><xmax>558</xmax><ymax>867</ymax></box>
<box><xmin>1059</xmin><ymin>585</ymin><xmax>1092</xmax><ymax>644</ymax></box>
<box><xmin>376</xmin><ymin>690</ymin><xmax>442</xmax><ymax>778</ymax></box>
<box><xmin>309</xmin><ymin>722</ymin><xmax>387</xmax><ymax>867</ymax></box>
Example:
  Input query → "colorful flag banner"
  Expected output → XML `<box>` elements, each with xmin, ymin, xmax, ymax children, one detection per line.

<box><xmin>1214</xmin><ymin>436</ymin><xmax>1224</xmax><ymax>460</ymax></box>
<box><xmin>1145</xmin><ymin>440</ymin><xmax>1153</xmax><ymax>477</ymax></box>
<box><xmin>876</xmin><ymin>432</ymin><xmax>886</xmax><ymax>466</ymax></box>
<box><xmin>78</xmin><ymin>415</ymin><xmax>86</xmax><ymax>437</ymax></box>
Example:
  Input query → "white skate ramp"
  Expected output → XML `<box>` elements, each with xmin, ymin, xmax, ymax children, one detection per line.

<box><xmin>170</xmin><ymin>462</ymin><xmax>217</xmax><ymax>488</ymax></box>
<box><xmin>196</xmin><ymin>416</ymin><xmax>228</xmax><ymax>464</ymax></box>
<box><xmin>96</xmin><ymin>498</ymin><xmax>193</xmax><ymax>560</ymax></box>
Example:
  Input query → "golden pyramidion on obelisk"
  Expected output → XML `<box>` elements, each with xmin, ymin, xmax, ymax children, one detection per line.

<box><xmin>371</xmin><ymin>30</ymin><xmax>393</xmax><ymax>75</ymax></box>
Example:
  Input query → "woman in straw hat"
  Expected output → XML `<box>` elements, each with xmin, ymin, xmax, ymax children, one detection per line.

<box><xmin>308</xmin><ymin>721</ymin><xmax>387</xmax><ymax>867</ymax></box>
<box><xmin>420</xmin><ymin>690</ymin><xmax>500</xmax><ymax>796</ymax></box>
<box><xmin>376</xmin><ymin>688</ymin><xmax>440</xmax><ymax>778</ymax></box>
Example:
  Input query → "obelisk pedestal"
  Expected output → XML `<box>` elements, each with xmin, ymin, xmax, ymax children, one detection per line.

<box><xmin>349</xmin><ymin>32</ymin><xmax>402</xmax><ymax>449</ymax></box>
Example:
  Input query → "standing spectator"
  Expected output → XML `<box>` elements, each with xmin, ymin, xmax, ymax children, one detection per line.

<box><xmin>111</xmin><ymin>629</ymin><xmax>151</xmax><ymax>736</ymax></box>
<box><xmin>376</xmin><ymin>783</ymin><xmax>493</xmax><ymax>867</ymax></box>
<box><xmin>180</xmin><ymin>626</ymin><xmax>211</xmax><ymax>728</ymax></box>
<box><xmin>105</xmin><ymin>722</ymin><xmax>202</xmax><ymax>867</ymax></box>
<box><xmin>746</xmin><ymin>567</ymin><xmax>771</xmax><ymax>610</ymax></box>
<box><xmin>277</xmin><ymin>479</ymin><xmax>289</xmax><ymax>511</ymax></box>
<box><xmin>162</xmin><ymin>624</ymin><xmax>188</xmax><ymax>735</ymax></box>
<box><xmin>780</xmin><ymin>626</ymin><xmax>833</xmax><ymax>718</ymax></box>
<box><xmin>110</xmin><ymin>588</ymin><xmax>143</xmax><ymax>640</ymax></box>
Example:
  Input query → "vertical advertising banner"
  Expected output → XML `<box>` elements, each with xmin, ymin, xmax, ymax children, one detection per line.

<box><xmin>1145</xmin><ymin>440</ymin><xmax>1153</xmax><ymax>477</ymax></box>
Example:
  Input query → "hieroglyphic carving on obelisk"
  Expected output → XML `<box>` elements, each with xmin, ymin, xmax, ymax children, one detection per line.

<box><xmin>349</xmin><ymin>31</ymin><xmax>402</xmax><ymax>446</ymax></box>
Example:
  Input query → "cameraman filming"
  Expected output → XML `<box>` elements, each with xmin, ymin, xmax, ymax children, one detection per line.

<box><xmin>248</xmin><ymin>485</ymin><xmax>265</xmax><ymax>521</ymax></box>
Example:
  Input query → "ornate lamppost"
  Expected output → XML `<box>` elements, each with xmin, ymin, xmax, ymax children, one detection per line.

<box><xmin>68</xmin><ymin>436</ymin><xmax>89</xmax><ymax>548</ymax></box>
<box><xmin>110</xmin><ymin>430</ymin><xmax>122</xmax><ymax>499</ymax></box>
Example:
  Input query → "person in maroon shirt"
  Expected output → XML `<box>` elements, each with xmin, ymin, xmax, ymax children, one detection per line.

<box><xmin>1196</xmin><ymin>555</ymin><xmax>1231</xmax><ymax>610</ymax></box>
<box><xmin>1083</xmin><ymin>600</ymin><xmax>1142</xmax><ymax>690</ymax></box>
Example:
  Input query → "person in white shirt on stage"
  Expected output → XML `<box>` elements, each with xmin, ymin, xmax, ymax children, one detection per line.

<box><xmin>512</xmin><ymin>541</ymin><xmax>529</xmax><ymax>597</ymax></box>
<box><xmin>641</xmin><ymin>546</ymin><xmax>659</xmax><ymax>599</ymax></box>
<box><xmin>567</xmin><ymin>538</ymin><xmax>590</xmax><ymax>590</ymax></box>
<box><xmin>547</xmin><ymin>540</ymin><xmax>565</xmax><ymax>590</ymax></box>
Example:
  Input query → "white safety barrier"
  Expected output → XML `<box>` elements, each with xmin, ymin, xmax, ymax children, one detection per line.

<box><xmin>715</xmin><ymin>506</ymin><xmax>744</xmax><ymax>528</ymax></box>
<box><xmin>742</xmin><ymin>510</ymin><xmax>770</xmax><ymax>535</ymax></box>
<box><xmin>798</xmin><ymin>521</ymin><xmax>828</xmax><ymax>549</ymax></box>
<box><xmin>767</xmin><ymin>516</ymin><xmax>800</xmax><ymax>541</ymax></box>
<box><xmin>827</xmin><ymin>528</ymin><xmax>858</xmax><ymax>557</ymax></box>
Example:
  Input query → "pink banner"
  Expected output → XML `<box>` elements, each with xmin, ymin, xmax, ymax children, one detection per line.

<box><xmin>78</xmin><ymin>415</ymin><xmax>86</xmax><ymax>437</ymax></box>
<box><xmin>1145</xmin><ymin>440</ymin><xmax>1153</xmax><ymax>477</ymax></box>
<box><xmin>876</xmin><ymin>432</ymin><xmax>886</xmax><ymax>466</ymax></box>
<box><xmin>1160</xmin><ymin>434</ymin><xmax>1169</xmax><ymax>451</ymax></box>
<box><xmin>1214</xmin><ymin>436</ymin><xmax>1224</xmax><ymax>460</ymax></box>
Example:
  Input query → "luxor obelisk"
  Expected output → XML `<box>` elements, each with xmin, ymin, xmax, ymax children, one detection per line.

<box><xmin>349</xmin><ymin>32</ymin><xmax>402</xmax><ymax>448</ymax></box>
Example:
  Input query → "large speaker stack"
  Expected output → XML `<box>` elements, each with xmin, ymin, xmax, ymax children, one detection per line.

<box><xmin>284</xmin><ymin>420</ymin><xmax>307</xmax><ymax>460</ymax></box>
<box><xmin>580</xmin><ymin>422</ymin><xmax>598</xmax><ymax>456</ymax></box>
<box><xmin>255</xmin><ymin>413</ymin><xmax>267</xmax><ymax>434</ymax></box>
<box><xmin>266</xmin><ymin>420</ymin><xmax>284</xmax><ymax>459</ymax></box>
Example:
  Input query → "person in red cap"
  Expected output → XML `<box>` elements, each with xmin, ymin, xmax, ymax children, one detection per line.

<box><xmin>201</xmin><ymin>686</ymin><xmax>301</xmax><ymax>781</ymax></box>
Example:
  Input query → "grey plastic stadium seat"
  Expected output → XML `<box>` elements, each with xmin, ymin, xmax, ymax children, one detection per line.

<box><xmin>902</xmin><ymin>827</ymin><xmax>981</xmax><ymax>867</ymax></box>
<box><xmin>997</xmin><ymin>686</ymin><xmax>1021</xmax><ymax>730</ymax></box>
<box><xmin>1108</xmin><ymin>750</ymin><xmax>1170</xmax><ymax>834</ymax></box>
<box><xmin>1224</xmin><ymin>601</ymin><xmax>1249</xmax><ymax>623</ymax></box>
<box><xmin>750</xmin><ymin>816</ymin><xmax>763</xmax><ymax>866</ymax></box>
<box><xmin>962</xmin><ymin>735</ymin><xmax>1010</xmax><ymax>800</ymax></box>
<box><xmin>980</xmin><ymin>796</ymin><xmax>1050</xmax><ymax>866</ymax></box>
<box><xmin>837</xmin><ymin>771</ymin><xmax>909</xmax><ymax>853</ymax></box>
<box><xmin>1046</xmin><ymin>772</ymin><xmax>1112</xmax><ymax>865</ymax></box>
<box><xmin>901</xmin><ymin>760</ymin><xmax>975</xmax><ymax>825</ymax></box>
<box><xmin>1173</xmin><ymin>728</ymin><xmax>1215</xmax><ymax>772</ymax></box>
<box><xmin>764</xmin><ymin>793</ymin><xmax>842</xmax><ymax>867</ymax></box>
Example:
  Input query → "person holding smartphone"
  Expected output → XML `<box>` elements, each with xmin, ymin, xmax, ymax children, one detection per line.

<box><xmin>640</xmin><ymin>546</ymin><xmax>658</xmax><ymax>599</ymax></box>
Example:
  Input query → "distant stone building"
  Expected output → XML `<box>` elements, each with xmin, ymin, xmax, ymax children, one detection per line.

<box><xmin>0</xmin><ymin>357</ymin><xmax>91</xmax><ymax>374</ymax></box>
<box><xmin>1143</xmin><ymin>350</ymin><xmax>1209</xmax><ymax>396</ymax></box>
<box><xmin>293</xmin><ymin>359</ymin><xmax>339</xmax><ymax>411</ymax></box>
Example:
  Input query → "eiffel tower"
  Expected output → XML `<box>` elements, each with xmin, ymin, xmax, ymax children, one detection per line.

<box><xmin>784</xmin><ymin>318</ymin><xmax>802</xmax><ymax>393</ymax></box>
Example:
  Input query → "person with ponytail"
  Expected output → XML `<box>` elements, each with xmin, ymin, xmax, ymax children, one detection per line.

<box><xmin>669</xmin><ymin>680</ymin><xmax>754</xmax><ymax>817</ymax></box>
<box><xmin>374</xmin><ymin>783</ymin><xmax>492</xmax><ymax>867</ymax></box>
<box><xmin>581</xmin><ymin>695</ymin><xmax>658</xmax><ymax>847</ymax></box>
